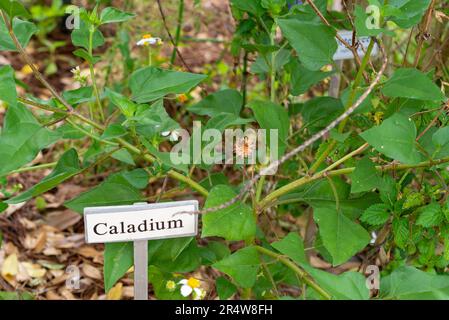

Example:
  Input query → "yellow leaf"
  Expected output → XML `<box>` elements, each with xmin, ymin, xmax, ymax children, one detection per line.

<box><xmin>107</xmin><ymin>282</ymin><xmax>123</xmax><ymax>300</ymax></box>
<box><xmin>1</xmin><ymin>254</ymin><xmax>19</xmax><ymax>282</ymax></box>
<box><xmin>21</xmin><ymin>262</ymin><xmax>46</xmax><ymax>279</ymax></box>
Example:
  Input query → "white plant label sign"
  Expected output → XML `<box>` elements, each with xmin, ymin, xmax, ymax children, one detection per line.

<box><xmin>333</xmin><ymin>30</ymin><xmax>379</xmax><ymax>61</ymax></box>
<box><xmin>84</xmin><ymin>200</ymin><xmax>198</xmax><ymax>244</ymax></box>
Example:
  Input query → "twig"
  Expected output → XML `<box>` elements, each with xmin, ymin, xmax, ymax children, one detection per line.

<box><xmin>155</xmin><ymin>0</ymin><xmax>193</xmax><ymax>73</ymax></box>
<box><xmin>0</xmin><ymin>11</ymin><xmax>73</xmax><ymax>113</ymax></box>
<box><xmin>414</xmin><ymin>0</ymin><xmax>436</xmax><ymax>67</ymax></box>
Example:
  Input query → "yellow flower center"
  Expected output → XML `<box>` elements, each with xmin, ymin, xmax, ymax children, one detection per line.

<box><xmin>142</xmin><ymin>34</ymin><xmax>152</xmax><ymax>39</ymax></box>
<box><xmin>187</xmin><ymin>277</ymin><xmax>200</xmax><ymax>289</ymax></box>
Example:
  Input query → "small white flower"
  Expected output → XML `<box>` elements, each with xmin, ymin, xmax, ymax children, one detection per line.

<box><xmin>71</xmin><ymin>66</ymin><xmax>81</xmax><ymax>74</ymax></box>
<box><xmin>137</xmin><ymin>34</ymin><xmax>163</xmax><ymax>46</ymax></box>
<box><xmin>161</xmin><ymin>130</ymin><xmax>180</xmax><ymax>142</ymax></box>
<box><xmin>178</xmin><ymin>277</ymin><xmax>203</xmax><ymax>299</ymax></box>
<box><xmin>370</xmin><ymin>231</ymin><xmax>377</xmax><ymax>244</ymax></box>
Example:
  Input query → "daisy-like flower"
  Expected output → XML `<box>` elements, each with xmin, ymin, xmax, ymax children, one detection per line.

<box><xmin>166</xmin><ymin>280</ymin><xmax>176</xmax><ymax>292</ymax></box>
<box><xmin>178</xmin><ymin>277</ymin><xmax>203</xmax><ymax>299</ymax></box>
<box><xmin>161</xmin><ymin>130</ymin><xmax>180</xmax><ymax>142</ymax></box>
<box><xmin>136</xmin><ymin>34</ymin><xmax>163</xmax><ymax>46</ymax></box>
<box><xmin>235</xmin><ymin>133</ymin><xmax>257</xmax><ymax>158</ymax></box>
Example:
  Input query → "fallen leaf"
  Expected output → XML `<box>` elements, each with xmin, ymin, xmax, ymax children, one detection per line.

<box><xmin>45</xmin><ymin>210</ymin><xmax>81</xmax><ymax>230</ymax></box>
<box><xmin>1</xmin><ymin>253</ymin><xmax>19</xmax><ymax>282</ymax></box>
<box><xmin>82</xmin><ymin>263</ymin><xmax>102</xmax><ymax>280</ymax></box>
<box><xmin>107</xmin><ymin>282</ymin><xmax>123</xmax><ymax>300</ymax></box>
<box><xmin>46</xmin><ymin>291</ymin><xmax>63</xmax><ymax>300</ymax></box>
<box><xmin>22</xmin><ymin>262</ymin><xmax>47</xmax><ymax>279</ymax></box>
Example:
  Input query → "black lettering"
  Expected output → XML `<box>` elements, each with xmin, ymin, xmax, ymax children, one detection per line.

<box><xmin>167</xmin><ymin>219</ymin><xmax>183</xmax><ymax>229</ymax></box>
<box><xmin>138</xmin><ymin>220</ymin><xmax>148</xmax><ymax>232</ymax></box>
<box><xmin>155</xmin><ymin>221</ymin><xmax>165</xmax><ymax>230</ymax></box>
<box><xmin>127</xmin><ymin>223</ymin><xmax>136</xmax><ymax>233</ymax></box>
<box><xmin>93</xmin><ymin>223</ymin><xmax>107</xmax><ymax>235</ymax></box>
<box><xmin>109</xmin><ymin>225</ymin><xmax>118</xmax><ymax>234</ymax></box>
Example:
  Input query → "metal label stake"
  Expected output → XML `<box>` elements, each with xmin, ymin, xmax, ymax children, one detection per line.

<box><xmin>83</xmin><ymin>200</ymin><xmax>199</xmax><ymax>300</ymax></box>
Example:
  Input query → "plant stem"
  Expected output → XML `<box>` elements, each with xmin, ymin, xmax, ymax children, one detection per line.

<box><xmin>259</xmin><ymin>155</ymin><xmax>449</xmax><ymax>209</ymax></box>
<box><xmin>18</xmin><ymin>101</ymin><xmax>208</xmax><ymax>198</ymax></box>
<box><xmin>255</xmin><ymin>245</ymin><xmax>332</xmax><ymax>300</ymax></box>
<box><xmin>1</xmin><ymin>162</ymin><xmax>57</xmax><ymax>177</ymax></box>
<box><xmin>270</xmin><ymin>24</ymin><xmax>277</xmax><ymax>103</ymax></box>
<box><xmin>308</xmin><ymin>39</ymin><xmax>375</xmax><ymax>174</ymax></box>
<box><xmin>170</xmin><ymin>0</ymin><xmax>185</xmax><ymax>67</ymax></box>
<box><xmin>88</xmin><ymin>27</ymin><xmax>105</xmax><ymax>122</ymax></box>
<box><xmin>0</xmin><ymin>11</ymin><xmax>73</xmax><ymax>113</ymax></box>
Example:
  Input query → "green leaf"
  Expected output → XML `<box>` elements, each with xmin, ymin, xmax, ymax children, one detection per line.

<box><xmin>148</xmin><ymin>238</ymin><xmax>201</xmax><ymax>272</ymax></box>
<box><xmin>73</xmin><ymin>49</ymin><xmax>101</xmax><ymax>64</ymax></box>
<box><xmin>62</xmin><ymin>86</ymin><xmax>94</xmax><ymax>105</ymax></box>
<box><xmin>132</xmin><ymin>100</ymin><xmax>179</xmax><ymax>139</ymax></box>
<box><xmin>0</xmin><ymin>201</ymin><xmax>7</xmax><ymax>213</ymax></box>
<box><xmin>148</xmin><ymin>266</ymin><xmax>187</xmax><ymax>300</ymax></box>
<box><xmin>0</xmin><ymin>65</ymin><xmax>16</xmax><ymax>107</ymax></box>
<box><xmin>380</xmin><ymin>266</ymin><xmax>449</xmax><ymax>299</ymax></box>
<box><xmin>289</xmin><ymin>59</ymin><xmax>333</xmax><ymax>96</ymax></box>
<box><xmin>71</xmin><ymin>20</ymin><xmax>104</xmax><ymax>50</ymax></box>
<box><xmin>0</xmin><ymin>0</ymin><xmax>30</xmax><ymax>20</ymax></box>
<box><xmin>0</xmin><ymin>291</ymin><xmax>33</xmax><ymax>300</ymax></box>
<box><xmin>360</xmin><ymin>113</ymin><xmax>422</xmax><ymax>164</ymax></box>
<box><xmin>188</xmin><ymin>89</ymin><xmax>242</xmax><ymax>117</ymax></box>
<box><xmin>119</xmin><ymin>169</ymin><xmax>149</xmax><ymax>189</ymax></box>
<box><xmin>65</xmin><ymin>171</ymin><xmax>144</xmax><ymax>214</ymax></box>
<box><xmin>212</xmin><ymin>246</ymin><xmax>260</xmax><ymax>288</ymax></box>
<box><xmin>392</xmin><ymin>217</ymin><xmax>409</xmax><ymax>249</ymax></box>
<box><xmin>111</xmin><ymin>149</ymin><xmax>135</xmax><ymax>165</ymax></box>
<box><xmin>100</xmin><ymin>7</ymin><xmax>135</xmax><ymax>24</ymax></box>
<box><xmin>302</xmin><ymin>265</ymin><xmax>370</xmax><ymax>300</ymax></box>
<box><xmin>130</xmin><ymin>67</ymin><xmax>207</xmax><ymax>103</ymax></box>
<box><xmin>360</xmin><ymin>203</ymin><xmax>390</xmax><ymax>226</ymax></box>
<box><xmin>249</xmin><ymin>100</ymin><xmax>289</xmax><ymax>155</ymax></box>
<box><xmin>313</xmin><ymin>205</ymin><xmax>371</xmax><ymax>266</ymax></box>
<box><xmin>230</xmin><ymin>0</ymin><xmax>264</xmax><ymax>16</ymax></box>
<box><xmin>299</xmin><ymin>97</ymin><xmax>344</xmax><ymax>130</ymax></box>
<box><xmin>0</xmin><ymin>17</ymin><xmax>37</xmax><ymax>51</ymax></box>
<box><xmin>104</xmin><ymin>242</ymin><xmax>133</xmax><ymax>292</ymax></box>
<box><xmin>354</xmin><ymin>3</ymin><xmax>385</xmax><ymax>37</ymax></box>
<box><xmin>282</xmin><ymin>178</ymin><xmax>379</xmax><ymax>220</ymax></box>
<box><xmin>105</xmin><ymin>88</ymin><xmax>137</xmax><ymax>118</ymax></box>
<box><xmin>277</xmin><ymin>17</ymin><xmax>337</xmax><ymax>70</ymax></box>
<box><xmin>271</xmin><ymin>232</ymin><xmax>307</xmax><ymax>265</ymax></box>
<box><xmin>101</xmin><ymin>124</ymin><xmax>127</xmax><ymax>140</ymax></box>
<box><xmin>350</xmin><ymin>157</ymin><xmax>384</xmax><ymax>193</ymax></box>
<box><xmin>216</xmin><ymin>276</ymin><xmax>237</xmax><ymax>300</ymax></box>
<box><xmin>382</xmin><ymin>68</ymin><xmax>445</xmax><ymax>102</ymax></box>
<box><xmin>386</xmin><ymin>0</ymin><xmax>431</xmax><ymax>29</ymax></box>
<box><xmin>251</xmin><ymin>48</ymin><xmax>291</xmax><ymax>74</ymax></box>
<box><xmin>200</xmin><ymin>241</ymin><xmax>231</xmax><ymax>265</ymax></box>
<box><xmin>0</xmin><ymin>104</ymin><xmax>59</xmax><ymax>176</ymax></box>
<box><xmin>202</xmin><ymin>185</ymin><xmax>256</xmax><ymax>241</ymax></box>
<box><xmin>416</xmin><ymin>202</ymin><xmax>443</xmax><ymax>228</ymax></box>
<box><xmin>7</xmin><ymin>149</ymin><xmax>81</xmax><ymax>204</ymax></box>
<box><xmin>204</xmin><ymin>113</ymin><xmax>253</xmax><ymax>132</ymax></box>
<box><xmin>402</xmin><ymin>192</ymin><xmax>425</xmax><ymax>210</ymax></box>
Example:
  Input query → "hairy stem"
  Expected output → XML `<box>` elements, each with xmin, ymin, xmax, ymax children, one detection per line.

<box><xmin>255</xmin><ymin>245</ymin><xmax>332</xmax><ymax>300</ymax></box>
<box><xmin>259</xmin><ymin>155</ymin><xmax>449</xmax><ymax>209</ymax></box>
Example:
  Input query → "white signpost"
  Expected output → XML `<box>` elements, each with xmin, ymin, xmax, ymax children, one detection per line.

<box><xmin>333</xmin><ymin>30</ymin><xmax>379</xmax><ymax>61</ymax></box>
<box><xmin>84</xmin><ymin>200</ymin><xmax>199</xmax><ymax>300</ymax></box>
